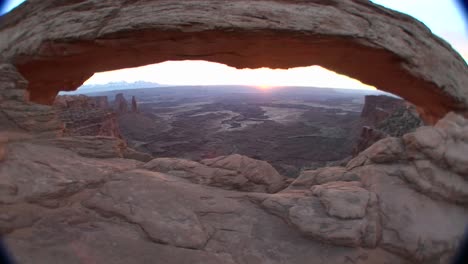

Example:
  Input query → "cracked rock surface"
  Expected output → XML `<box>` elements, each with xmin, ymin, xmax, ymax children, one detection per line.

<box><xmin>2</xmin><ymin>113</ymin><xmax>468</xmax><ymax>263</ymax></box>
<box><xmin>143</xmin><ymin>154</ymin><xmax>287</xmax><ymax>193</ymax></box>
<box><xmin>0</xmin><ymin>139</ymin><xmax>410</xmax><ymax>264</ymax></box>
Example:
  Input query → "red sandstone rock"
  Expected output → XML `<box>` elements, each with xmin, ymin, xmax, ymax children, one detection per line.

<box><xmin>360</xmin><ymin>95</ymin><xmax>406</xmax><ymax>125</ymax></box>
<box><xmin>0</xmin><ymin>1</ymin><xmax>467</xmax><ymax>122</ymax></box>
<box><xmin>353</xmin><ymin>95</ymin><xmax>423</xmax><ymax>156</ymax></box>
<box><xmin>131</xmin><ymin>96</ymin><xmax>138</xmax><ymax>113</ymax></box>
<box><xmin>1</xmin><ymin>1</ymin><xmax>468</xmax><ymax>263</ymax></box>
<box><xmin>1</xmin><ymin>113</ymin><xmax>467</xmax><ymax>264</ymax></box>
<box><xmin>54</xmin><ymin>95</ymin><xmax>121</xmax><ymax>137</ymax></box>
<box><xmin>143</xmin><ymin>154</ymin><xmax>287</xmax><ymax>193</ymax></box>
<box><xmin>352</xmin><ymin>126</ymin><xmax>388</xmax><ymax>156</ymax></box>
<box><xmin>0</xmin><ymin>63</ymin><xmax>64</xmax><ymax>137</ymax></box>
<box><xmin>0</xmin><ymin>138</ymin><xmax>6</xmax><ymax>161</ymax></box>
<box><xmin>114</xmin><ymin>93</ymin><xmax>128</xmax><ymax>114</ymax></box>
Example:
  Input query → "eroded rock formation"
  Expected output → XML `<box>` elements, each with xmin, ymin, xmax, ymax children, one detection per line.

<box><xmin>0</xmin><ymin>0</ymin><xmax>467</xmax><ymax>122</ymax></box>
<box><xmin>0</xmin><ymin>63</ymin><xmax>63</xmax><ymax>137</ymax></box>
<box><xmin>1</xmin><ymin>113</ymin><xmax>467</xmax><ymax>264</ymax></box>
<box><xmin>0</xmin><ymin>61</ymin><xmax>466</xmax><ymax>263</ymax></box>
<box><xmin>143</xmin><ymin>154</ymin><xmax>287</xmax><ymax>193</ymax></box>
<box><xmin>54</xmin><ymin>95</ymin><xmax>121</xmax><ymax>137</ymax></box>
<box><xmin>287</xmin><ymin>113</ymin><xmax>468</xmax><ymax>262</ymax></box>
<box><xmin>353</xmin><ymin>95</ymin><xmax>423</xmax><ymax>155</ymax></box>
<box><xmin>360</xmin><ymin>95</ymin><xmax>406</xmax><ymax>125</ymax></box>
<box><xmin>1</xmin><ymin>1</ymin><xmax>468</xmax><ymax>263</ymax></box>
<box><xmin>131</xmin><ymin>96</ymin><xmax>138</xmax><ymax>113</ymax></box>
<box><xmin>114</xmin><ymin>93</ymin><xmax>128</xmax><ymax>114</ymax></box>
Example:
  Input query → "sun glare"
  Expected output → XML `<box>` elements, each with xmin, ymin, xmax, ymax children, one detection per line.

<box><xmin>257</xmin><ymin>85</ymin><xmax>274</xmax><ymax>90</ymax></box>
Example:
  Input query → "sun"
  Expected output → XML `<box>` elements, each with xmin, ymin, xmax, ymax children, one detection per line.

<box><xmin>256</xmin><ymin>84</ymin><xmax>273</xmax><ymax>90</ymax></box>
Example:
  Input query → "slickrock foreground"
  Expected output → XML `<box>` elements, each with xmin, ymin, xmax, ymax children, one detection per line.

<box><xmin>1</xmin><ymin>0</ymin><xmax>468</xmax><ymax>263</ymax></box>
<box><xmin>1</xmin><ymin>58</ymin><xmax>467</xmax><ymax>263</ymax></box>
<box><xmin>1</xmin><ymin>113</ymin><xmax>467</xmax><ymax>264</ymax></box>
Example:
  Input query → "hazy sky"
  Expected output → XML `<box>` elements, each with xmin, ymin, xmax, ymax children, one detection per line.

<box><xmin>2</xmin><ymin>0</ymin><xmax>467</xmax><ymax>90</ymax></box>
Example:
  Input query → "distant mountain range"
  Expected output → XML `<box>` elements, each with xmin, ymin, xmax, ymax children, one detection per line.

<box><xmin>60</xmin><ymin>81</ymin><xmax>161</xmax><ymax>94</ymax></box>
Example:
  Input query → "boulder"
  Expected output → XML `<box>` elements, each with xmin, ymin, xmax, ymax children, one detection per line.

<box><xmin>201</xmin><ymin>154</ymin><xmax>286</xmax><ymax>193</ymax></box>
<box><xmin>356</xmin><ymin>165</ymin><xmax>467</xmax><ymax>262</ymax></box>
<box><xmin>143</xmin><ymin>154</ymin><xmax>287</xmax><ymax>193</ymax></box>
<box><xmin>291</xmin><ymin>166</ymin><xmax>359</xmax><ymax>189</ymax></box>
<box><xmin>2</xmin><ymin>142</ymin><xmax>413</xmax><ymax>264</ymax></box>
<box><xmin>288</xmin><ymin>199</ymin><xmax>366</xmax><ymax>247</ymax></box>
<box><xmin>260</xmin><ymin>190</ymin><xmax>372</xmax><ymax>248</ymax></box>
<box><xmin>311</xmin><ymin>181</ymin><xmax>370</xmax><ymax>220</ymax></box>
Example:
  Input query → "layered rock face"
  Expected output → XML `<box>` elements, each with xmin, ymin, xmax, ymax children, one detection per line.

<box><xmin>1</xmin><ymin>0</ymin><xmax>467</xmax><ymax>122</ymax></box>
<box><xmin>0</xmin><ymin>62</ymin><xmax>466</xmax><ymax>263</ymax></box>
<box><xmin>131</xmin><ymin>96</ymin><xmax>139</xmax><ymax>113</ymax></box>
<box><xmin>288</xmin><ymin>113</ymin><xmax>468</xmax><ymax>263</ymax></box>
<box><xmin>113</xmin><ymin>93</ymin><xmax>139</xmax><ymax>114</ymax></box>
<box><xmin>353</xmin><ymin>95</ymin><xmax>423</xmax><ymax>155</ymax></box>
<box><xmin>54</xmin><ymin>95</ymin><xmax>121</xmax><ymax>137</ymax></box>
<box><xmin>360</xmin><ymin>95</ymin><xmax>407</xmax><ymax>125</ymax></box>
<box><xmin>114</xmin><ymin>93</ymin><xmax>129</xmax><ymax>114</ymax></box>
<box><xmin>0</xmin><ymin>63</ymin><xmax>63</xmax><ymax>138</ymax></box>
<box><xmin>1</xmin><ymin>113</ymin><xmax>467</xmax><ymax>264</ymax></box>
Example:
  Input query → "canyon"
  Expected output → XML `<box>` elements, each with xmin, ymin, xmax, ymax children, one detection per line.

<box><xmin>1</xmin><ymin>0</ymin><xmax>467</xmax><ymax>264</ymax></box>
<box><xmin>74</xmin><ymin>86</ymin><xmax>421</xmax><ymax>177</ymax></box>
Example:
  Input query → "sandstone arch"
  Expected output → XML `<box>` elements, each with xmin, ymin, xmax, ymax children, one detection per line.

<box><xmin>0</xmin><ymin>0</ymin><xmax>467</xmax><ymax>123</ymax></box>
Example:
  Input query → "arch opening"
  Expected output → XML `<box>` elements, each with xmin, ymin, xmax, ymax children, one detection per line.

<box><xmin>77</xmin><ymin>60</ymin><xmax>379</xmax><ymax>92</ymax></box>
<box><xmin>2</xmin><ymin>0</ymin><xmax>466</xmax><ymax>124</ymax></box>
<box><xmin>54</xmin><ymin>61</ymin><xmax>419</xmax><ymax>177</ymax></box>
<box><xmin>2</xmin><ymin>2</ymin><xmax>467</xmax><ymax>262</ymax></box>
<box><xmin>15</xmin><ymin>28</ymin><xmax>465</xmax><ymax>124</ymax></box>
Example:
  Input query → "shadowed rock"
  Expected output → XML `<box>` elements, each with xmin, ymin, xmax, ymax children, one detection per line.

<box><xmin>0</xmin><ymin>63</ymin><xmax>64</xmax><ymax>137</ymax></box>
<box><xmin>54</xmin><ymin>95</ymin><xmax>121</xmax><ymax>137</ymax></box>
<box><xmin>131</xmin><ymin>96</ymin><xmax>138</xmax><ymax>113</ymax></box>
<box><xmin>114</xmin><ymin>93</ymin><xmax>128</xmax><ymax>114</ymax></box>
<box><xmin>1</xmin><ymin>1</ymin><xmax>468</xmax><ymax>263</ymax></box>
<box><xmin>1</xmin><ymin>114</ymin><xmax>466</xmax><ymax>263</ymax></box>
<box><xmin>353</xmin><ymin>95</ymin><xmax>423</xmax><ymax>156</ymax></box>
<box><xmin>0</xmin><ymin>1</ymin><xmax>467</xmax><ymax>122</ymax></box>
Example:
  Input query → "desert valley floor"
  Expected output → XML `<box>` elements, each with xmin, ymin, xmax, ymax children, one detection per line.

<box><xmin>83</xmin><ymin>85</ymin><xmax>378</xmax><ymax>177</ymax></box>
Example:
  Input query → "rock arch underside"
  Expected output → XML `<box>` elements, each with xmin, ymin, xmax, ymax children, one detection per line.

<box><xmin>0</xmin><ymin>0</ymin><xmax>467</xmax><ymax>123</ymax></box>
<box><xmin>1</xmin><ymin>1</ymin><xmax>468</xmax><ymax>264</ymax></box>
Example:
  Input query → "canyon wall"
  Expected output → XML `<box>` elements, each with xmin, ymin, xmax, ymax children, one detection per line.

<box><xmin>353</xmin><ymin>95</ymin><xmax>423</xmax><ymax>155</ymax></box>
<box><xmin>54</xmin><ymin>95</ymin><xmax>121</xmax><ymax>138</ymax></box>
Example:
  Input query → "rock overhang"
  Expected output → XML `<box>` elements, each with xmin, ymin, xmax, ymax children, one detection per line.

<box><xmin>0</xmin><ymin>0</ymin><xmax>467</xmax><ymax>124</ymax></box>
